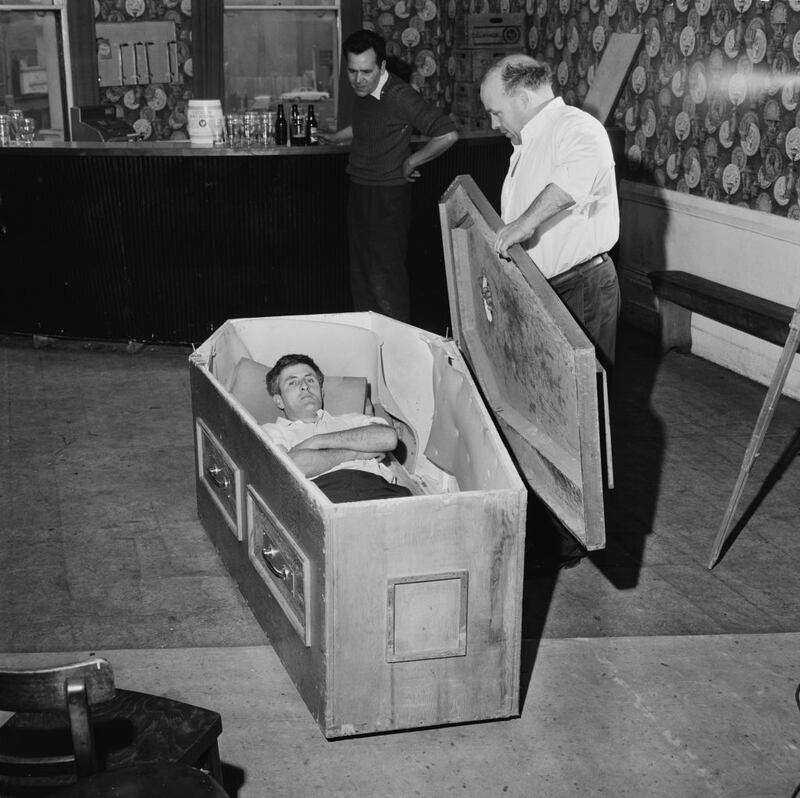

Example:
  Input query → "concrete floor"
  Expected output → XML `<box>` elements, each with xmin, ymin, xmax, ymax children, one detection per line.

<box><xmin>1</xmin><ymin>323</ymin><xmax>799</xmax><ymax>797</ymax></box>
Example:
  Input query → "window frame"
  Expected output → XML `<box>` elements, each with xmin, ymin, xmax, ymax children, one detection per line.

<box><xmin>0</xmin><ymin>0</ymin><xmax>74</xmax><ymax>138</ymax></box>
<box><xmin>222</xmin><ymin>0</ymin><xmax>343</xmax><ymax>121</ymax></box>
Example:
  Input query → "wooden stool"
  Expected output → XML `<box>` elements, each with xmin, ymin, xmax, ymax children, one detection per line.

<box><xmin>43</xmin><ymin>762</ymin><xmax>227</xmax><ymax>797</ymax></box>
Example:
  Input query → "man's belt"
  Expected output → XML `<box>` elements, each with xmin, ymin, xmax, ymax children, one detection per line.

<box><xmin>550</xmin><ymin>252</ymin><xmax>608</xmax><ymax>287</ymax></box>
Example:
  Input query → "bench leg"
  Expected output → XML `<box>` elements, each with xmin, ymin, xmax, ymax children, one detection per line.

<box><xmin>657</xmin><ymin>299</ymin><xmax>692</xmax><ymax>354</ymax></box>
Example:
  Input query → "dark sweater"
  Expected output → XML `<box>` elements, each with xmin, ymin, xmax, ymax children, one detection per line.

<box><xmin>347</xmin><ymin>74</ymin><xmax>456</xmax><ymax>187</ymax></box>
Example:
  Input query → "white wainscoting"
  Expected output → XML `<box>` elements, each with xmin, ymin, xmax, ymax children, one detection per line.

<box><xmin>618</xmin><ymin>180</ymin><xmax>800</xmax><ymax>400</ymax></box>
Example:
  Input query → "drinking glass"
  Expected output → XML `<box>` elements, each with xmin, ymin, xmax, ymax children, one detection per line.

<box><xmin>8</xmin><ymin>108</ymin><xmax>23</xmax><ymax>142</ymax></box>
<box><xmin>225</xmin><ymin>113</ymin><xmax>242</xmax><ymax>148</ymax></box>
<box><xmin>260</xmin><ymin>112</ymin><xmax>274</xmax><ymax>148</ymax></box>
<box><xmin>211</xmin><ymin>115</ymin><xmax>225</xmax><ymax>147</ymax></box>
<box><xmin>18</xmin><ymin>117</ymin><xmax>36</xmax><ymax>145</ymax></box>
<box><xmin>242</xmin><ymin>111</ymin><xmax>258</xmax><ymax>148</ymax></box>
<box><xmin>0</xmin><ymin>115</ymin><xmax>10</xmax><ymax>146</ymax></box>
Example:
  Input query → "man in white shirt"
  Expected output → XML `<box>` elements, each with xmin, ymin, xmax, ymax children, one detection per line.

<box><xmin>261</xmin><ymin>353</ymin><xmax>412</xmax><ymax>503</ymax></box>
<box><xmin>480</xmin><ymin>54</ymin><xmax>622</xmax><ymax>368</ymax></box>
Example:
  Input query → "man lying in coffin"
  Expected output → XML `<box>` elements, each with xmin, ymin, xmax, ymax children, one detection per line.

<box><xmin>262</xmin><ymin>353</ymin><xmax>413</xmax><ymax>503</ymax></box>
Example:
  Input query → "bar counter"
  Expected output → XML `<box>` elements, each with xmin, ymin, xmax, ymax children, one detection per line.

<box><xmin>0</xmin><ymin>134</ymin><xmax>508</xmax><ymax>344</ymax></box>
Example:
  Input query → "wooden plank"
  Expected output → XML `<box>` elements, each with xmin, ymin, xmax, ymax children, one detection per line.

<box><xmin>582</xmin><ymin>33</ymin><xmax>644</xmax><ymax>126</ymax></box>
<box><xmin>649</xmin><ymin>271</ymin><xmax>798</xmax><ymax>350</ymax></box>
<box><xmin>708</xmin><ymin>297</ymin><xmax>800</xmax><ymax>568</ymax></box>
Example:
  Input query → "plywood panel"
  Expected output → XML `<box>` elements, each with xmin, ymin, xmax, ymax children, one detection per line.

<box><xmin>439</xmin><ymin>176</ymin><xmax>606</xmax><ymax>549</ymax></box>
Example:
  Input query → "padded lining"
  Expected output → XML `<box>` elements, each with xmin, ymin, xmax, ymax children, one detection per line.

<box><xmin>227</xmin><ymin>357</ymin><xmax>368</xmax><ymax>426</ymax></box>
<box><xmin>424</xmin><ymin>346</ymin><xmax>505</xmax><ymax>492</ymax></box>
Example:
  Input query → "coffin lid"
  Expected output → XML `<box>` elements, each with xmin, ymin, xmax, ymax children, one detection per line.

<box><xmin>438</xmin><ymin>176</ymin><xmax>608</xmax><ymax>550</ymax></box>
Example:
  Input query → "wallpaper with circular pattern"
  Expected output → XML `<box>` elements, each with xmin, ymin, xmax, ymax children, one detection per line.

<box><xmin>362</xmin><ymin>0</ymin><xmax>800</xmax><ymax>217</ymax></box>
<box><xmin>361</xmin><ymin>0</ymin><xmax>455</xmax><ymax>108</ymax></box>
<box><xmin>94</xmin><ymin>0</ymin><xmax>194</xmax><ymax>140</ymax></box>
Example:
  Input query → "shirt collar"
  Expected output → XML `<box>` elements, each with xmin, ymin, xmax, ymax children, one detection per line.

<box><xmin>371</xmin><ymin>70</ymin><xmax>390</xmax><ymax>99</ymax></box>
<box><xmin>276</xmin><ymin>408</ymin><xmax>328</xmax><ymax>427</ymax></box>
<box><xmin>519</xmin><ymin>95</ymin><xmax>563</xmax><ymax>145</ymax></box>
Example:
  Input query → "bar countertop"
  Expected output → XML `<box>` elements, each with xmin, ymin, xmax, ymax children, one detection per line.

<box><xmin>0</xmin><ymin>130</ymin><xmax>504</xmax><ymax>157</ymax></box>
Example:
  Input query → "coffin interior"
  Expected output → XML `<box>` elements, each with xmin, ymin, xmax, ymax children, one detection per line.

<box><xmin>197</xmin><ymin>313</ymin><xmax>521</xmax><ymax>495</ymax></box>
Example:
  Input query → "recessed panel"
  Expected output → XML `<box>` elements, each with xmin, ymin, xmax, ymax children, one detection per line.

<box><xmin>386</xmin><ymin>571</ymin><xmax>468</xmax><ymax>662</ymax></box>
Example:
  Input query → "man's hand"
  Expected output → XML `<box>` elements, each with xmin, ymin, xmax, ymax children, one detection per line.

<box><xmin>401</xmin><ymin>130</ymin><xmax>457</xmax><ymax>183</ymax></box>
<box><xmin>317</xmin><ymin>125</ymin><xmax>353</xmax><ymax>146</ymax></box>
<box><xmin>494</xmin><ymin>182</ymin><xmax>576</xmax><ymax>259</ymax></box>
<box><xmin>494</xmin><ymin>218</ymin><xmax>533</xmax><ymax>259</ymax></box>
<box><xmin>402</xmin><ymin>157</ymin><xmax>422</xmax><ymax>182</ymax></box>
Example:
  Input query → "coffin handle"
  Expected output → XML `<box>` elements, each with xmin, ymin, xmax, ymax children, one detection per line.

<box><xmin>262</xmin><ymin>546</ymin><xmax>290</xmax><ymax>580</ymax></box>
<box><xmin>207</xmin><ymin>464</ymin><xmax>230</xmax><ymax>491</ymax></box>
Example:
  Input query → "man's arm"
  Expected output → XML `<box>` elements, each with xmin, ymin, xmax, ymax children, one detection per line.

<box><xmin>402</xmin><ymin>131</ymin><xmax>459</xmax><ymax>182</ymax></box>
<box><xmin>317</xmin><ymin>125</ymin><xmax>353</xmax><ymax>145</ymax></box>
<box><xmin>289</xmin><ymin>424</ymin><xmax>398</xmax><ymax>477</ymax></box>
<box><xmin>289</xmin><ymin>447</ymin><xmax>385</xmax><ymax>478</ymax></box>
<box><xmin>494</xmin><ymin>182</ymin><xmax>575</xmax><ymax>258</ymax></box>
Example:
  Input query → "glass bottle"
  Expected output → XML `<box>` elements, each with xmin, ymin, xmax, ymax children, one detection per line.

<box><xmin>290</xmin><ymin>103</ymin><xmax>305</xmax><ymax>147</ymax></box>
<box><xmin>306</xmin><ymin>104</ymin><xmax>318</xmax><ymax>145</ymax></box>
<box><xmin>275</xmin><ymin>103</ymin><xmax>288</xmax><ymax>146</ymax></box>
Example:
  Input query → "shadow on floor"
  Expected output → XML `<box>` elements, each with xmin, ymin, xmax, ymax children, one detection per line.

<box><xmin>593</xmin><ymin>322</ymin><xmax>665</xmax><ymax>589</ymax></box>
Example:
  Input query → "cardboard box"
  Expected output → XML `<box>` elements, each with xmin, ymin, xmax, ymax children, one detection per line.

<box><xmin>456</xmin><ymin>13</ymin><xmax>526</xmax><ymax>50</ymax></box>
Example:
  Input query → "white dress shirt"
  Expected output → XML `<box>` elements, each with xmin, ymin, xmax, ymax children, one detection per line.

<box><xmin>500</xmin><ymin>97</ymin><xmax>619</xmax><ymax>279</ymax></box>
<box><xmin>262</xmin><ymin>409</ymin><xmax>393</xmax><ymax>481</ymax></box>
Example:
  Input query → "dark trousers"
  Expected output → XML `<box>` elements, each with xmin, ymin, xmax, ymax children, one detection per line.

<box><xmin>312</xmin><ymin>469</ymin><xmax>412</xmax><ymax>503</ymax></box>
<box><xmin>347</xmin><ymin>181</ymin><xmax>412</xmax><ymax>322</ymax></box>
<box><xmin>549</xmin><ymin>253</ymin><xmax>622</xmax><ymax>370</ymax></box>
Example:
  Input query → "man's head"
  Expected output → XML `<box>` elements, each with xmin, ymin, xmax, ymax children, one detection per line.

<box><xmin>480</xmin><ymin>55</ymin><xmax>554</xmax><ymax>145</ymax></box>
<box><xmin>343</xmin><ymin>29</ymin><xmax>387</xmax><ymax>98</ymax></box>
<box><xmin>266</xmin><ymin>354</ymin><xmax>325</xmax><ymax>422</ymax></box>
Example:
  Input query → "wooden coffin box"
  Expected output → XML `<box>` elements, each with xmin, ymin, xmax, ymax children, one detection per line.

<box><xmin>189</xmin><ymin>177</ymin><xmax>607</xmax><ymax>738</ymax></box>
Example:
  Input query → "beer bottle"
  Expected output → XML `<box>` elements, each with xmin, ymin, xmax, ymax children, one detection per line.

<box><xmin>275</xmin><ymin>103</ymin><xmax>288</xmax><ymax>146</ymax></box>
<box><xmin>290</xmin><ymin>103</ymin><xmax>305</xmax><ymax>147</ymax></box>
<box><xmin>306</xmin><ymin>104</ymin><xmax>318</xmax><ymax>145</ymax></box>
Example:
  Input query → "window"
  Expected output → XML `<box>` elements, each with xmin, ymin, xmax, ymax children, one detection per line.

<box><xmin>0</xmin><ymin>0</ymin><xmax>71</xmax><ymax>140</ymax></box>
<box><xmin>223</xmin><ymin>0</ymin><xmax>340</xmax><ymax>129</ymax></box>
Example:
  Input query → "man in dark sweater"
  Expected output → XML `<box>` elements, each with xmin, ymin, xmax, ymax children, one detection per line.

<box><xmin>321</xmin><ymin>30</ymin><xmax>458</xmax><ymax>322</ymax></box>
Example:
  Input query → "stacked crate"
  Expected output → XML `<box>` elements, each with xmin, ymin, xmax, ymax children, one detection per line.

<box><xmin>453</xmin><ymin>14</ymin><xmax>525</xmax><ymax>131</ymax></box>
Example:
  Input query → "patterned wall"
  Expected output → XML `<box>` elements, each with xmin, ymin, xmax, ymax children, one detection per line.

<box><xmin>362</xmin><ymin>0</ymin><xmax>800</xmax><ymax>218</ymax></box>
<box><xmin>361</xmin><ymin>0</ymin><xmax>457</xmax><ymax>107</ymax></box>
<box><xmin>94</xmin><ymin>0</ymin><xmax>194</xmax><ymax>140</ymax></box>
<box><xmin>545</xmin><ymin>0</ymin><xmax>800</xmax><ymax>218</ymax></box>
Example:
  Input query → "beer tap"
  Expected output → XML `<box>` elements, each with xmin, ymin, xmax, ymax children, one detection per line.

<box><xmin>167</xmin><ymin>41</ymin><xmax>178</xmax><ymax>83</ymax></box>
<box><xmin>142</xmin><ymin>42</ymin><xmax>154</xmax><ymax>85</ymax></box>
<box><xmin>119</xmin><ymin>43</ymin><xmax>130</xmax><ymax>85</ymax></box>
<box><xmin>132</xmin><ymin>41</ymin><xmax>143</xmax><ymax>85</ymax></box>
<box><xmin>117</xmin><ymin>43</ymin><xmax>125</xmax><ymax>86</ymax></box>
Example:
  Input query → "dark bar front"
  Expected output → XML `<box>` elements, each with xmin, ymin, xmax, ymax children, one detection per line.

<box><xmin>0</xmin><ymin>138</ymin><xmax>507</xmax><ymax>343</ymax></box>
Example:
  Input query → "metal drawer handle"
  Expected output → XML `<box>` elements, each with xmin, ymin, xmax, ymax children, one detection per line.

<box><xmin>207</xmin><ymin>464</ymin><xmax>230</xmax><ymax>490</ymax></box>
<box><xmin>262</xmin><ymin>547</ymin><xmax>290</xmax><ymax>580</ymax></box>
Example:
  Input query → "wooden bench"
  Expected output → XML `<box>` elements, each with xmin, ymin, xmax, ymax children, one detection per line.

<box><xmin>648</xmin><ymin>270</ymin><xmax>799</xmax><ymax>355</ymax></box>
